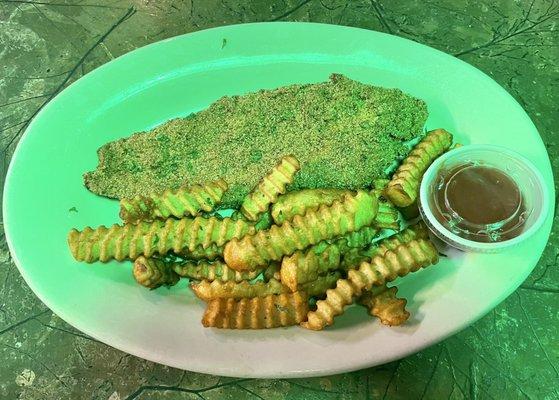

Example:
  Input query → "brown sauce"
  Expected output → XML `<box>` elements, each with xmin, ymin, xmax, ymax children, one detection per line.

<box><xmin>433</xmin><ymin>164</ymin><xmax>525</xmax><ymax>242</ymax></box>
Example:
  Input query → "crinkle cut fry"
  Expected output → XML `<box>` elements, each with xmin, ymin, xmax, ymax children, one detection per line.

<box><xmin>340</xmin><ymin>221</ymin><xmax>429</xmax><ymax>270</ymax></box>
<box><xmin>133</xmin><ymin>256</ymin><xmax>180</xmax><ymax>289</ymax></box>
<box><xmin>240</xmin><ymin>155</ymin><xmax>300</xmax><ymax>221</ymax></box>
<box><xmin>68</xmin><ymin>216</ymin><xmax>254</xmax><ymax>263</ymax></box>
<box><xmin>120</xmin><ymin>179</ymin><xmax>228</xmax><ymax>223</ymax></box>
<box><xmin>385</xmin><ymin>128</ymin><xmax>453</xmax><ymax>207</ymax></box>
<box><xmin>202</xmin><ymin>291</ymin><xmax>310</xmax><ymax>329</ymax></box>
<box><xmin>302</xmin><ymin>238</ymin><xmax>439</xmax><ymax>330</ymax></box>
<box><xmin>358</xmin><ymin>285</ymin><xmax>410</xmax><ymax>326</ymax></box>
<box><xmin>173</xmin><ymin>260</ymin><xmax>261</xmax><ymax>282</ymax></box>
<box><xmin>191</xmin><ymin>272</ymin><xmax>340</xmax><ymax>301</ymax></box>
<box><xmin>280</xmin><ymin>222</ymin><xmax>427</xmax><ymax>291</ymax></box>
<box><xmin>271</xmin><ymin>188</ymin><xmax>350</xmax><ymax>225</ymax></box>
<box><xmin>224</xmin><ymin>190</ymin><xmax>378</xmax><ymax>271</ymax></box>
<box><xmin>271</xmin><ymin>188</ymin><xmax>398</xmax><ymax>231</ymax></box>
<box><xmin>371</xmin><ymin>181</ymin><xmax>399</xmax><ymax>230</ymax></box>
<box><xmin>280</xmin><ymin>244</ymin><xmax>341</xmax><ymax>292</ymax></box>
<box><xmin>280</xmin><ymin>226</ymin><xmax>379</xmax><ymax>292</ymax></box>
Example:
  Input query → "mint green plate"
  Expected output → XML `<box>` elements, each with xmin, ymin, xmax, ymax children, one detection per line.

<box><xmin>3</xmin><ymin>23</ymin><xmax>554</xmax><ymax>378</ymax></box>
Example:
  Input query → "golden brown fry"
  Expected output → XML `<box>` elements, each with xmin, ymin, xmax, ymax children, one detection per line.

<box><xmin>173</xmin><ymin>260</ymin><xmax>261</xmax><ymax>282</ymax></box>
<box><xmin>280</xmin><ymin>227</ymin><xmax>378</xmax><ymax>292</ymax></box>
<box><xmin>224</xmin><ymin>191</ymin><xmax>378</xmax><ymax>271</ymax></box>
<box><xmin>132</xmin><ymin>256</ymin><xmax>180</xmax><ymax>289</ymax></box>
<box><xmin>385</xmin><ymin>128</ymin><xmax>453</xmax><ymax>207</ymax></box>
<box><xmin>271</xmin><ymin>188</ymin><xmax>397</xmax><ymax>231</ymax></box>
<box><xmin>191</xmin><ymin>272</ymin><xmax>340</xmax><ymax>301</ymax></box>
<box><xmin>302</xmin><ymin>238</ymin><xmax>438</xmax><ymax>330</ymax></box>
<box><xmin>120</xmin><ymin>179</ymin><xmax>228</xmax><ymax>223</ymax></box>
<box><xmin>240</xmin><ymin>155</ymin><xmax>300</xmax><ymax>221</ymax></box>
<box><xmin>192</xmin><ymin>278</ymin><xmax>283</xmax><ymax>301</ymax></box>
<box><xmin>271</xmin><ymin>189</ymin><xmax>350</xmax><ymax>225</ymax></box>
<box><xmin>202</xmin><ymin>291</ymin><xmax>309</xmax><ymax>329</ymax></box>
<box><xmin>281</xmin><ymin>245</ymin><xmax>341</xmax><ymax>292</ymax></box>
<box><xmin>358</xmin><ymin>286</ymin><xmax>410</xmax><ymax>326</ymax></box>
<box><xmin>68</xmin><ymin>216</ymin><xmax>254</xmax><ymax>263</ymax></box>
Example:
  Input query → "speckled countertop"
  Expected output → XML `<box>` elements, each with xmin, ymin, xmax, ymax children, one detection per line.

<box><xmin>1</xmin><ymin>1</ymin><xmax>558</xmax><ymax>399</ymax></box>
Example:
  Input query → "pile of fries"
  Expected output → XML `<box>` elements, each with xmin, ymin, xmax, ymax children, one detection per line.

<box><xmin>68</xmin><ymin>129</ymin><xmax>454</xmax><ymax>330</ymax></box>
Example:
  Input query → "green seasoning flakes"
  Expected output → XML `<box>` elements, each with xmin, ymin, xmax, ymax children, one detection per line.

<box><xmin>84</xmin><ymin>74</ymin><xmax>427</xmax><ymax>208</ymax></box>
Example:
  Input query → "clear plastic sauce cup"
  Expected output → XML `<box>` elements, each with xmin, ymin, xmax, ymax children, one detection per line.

<box><xmin>419</xmin><ymin>144</ymin><xmax>549</xmax><ymax>253</ymax></box>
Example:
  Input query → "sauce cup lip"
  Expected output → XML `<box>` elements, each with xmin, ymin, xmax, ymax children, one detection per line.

<box><xmin>419</xmin><ymin>144</ymin><xmax>550</xmax><ymax>251</ymax></box>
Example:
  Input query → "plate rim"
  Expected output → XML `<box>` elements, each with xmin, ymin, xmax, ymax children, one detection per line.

<box><xmin>3</xmin><ymin>22</ymin><xmax>555</xmax><ymax>378</ymax></box>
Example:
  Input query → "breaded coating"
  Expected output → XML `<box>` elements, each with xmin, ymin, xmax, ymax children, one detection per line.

<box><xmin>85</xmin><ymin>75</ymin><xmax>427</xmax><ymax>207</ymax></box>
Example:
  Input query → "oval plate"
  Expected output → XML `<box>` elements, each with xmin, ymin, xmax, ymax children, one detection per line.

<box><xmin>3</xmin><ymin>23</ymin><xmax>554</xmax><ymax>378</ymax></box>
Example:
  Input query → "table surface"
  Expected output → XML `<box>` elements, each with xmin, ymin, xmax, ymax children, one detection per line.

<box><xmin>1</xmin><ymin>1</ymin><xmax>557</xmax><ymax>399</ymax></box>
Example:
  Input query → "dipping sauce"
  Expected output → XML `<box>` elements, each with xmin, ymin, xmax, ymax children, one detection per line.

<box><xmin>433</xmin><ymin>164</ymin><xmax>526</xmax><ymax>242</ymax></box>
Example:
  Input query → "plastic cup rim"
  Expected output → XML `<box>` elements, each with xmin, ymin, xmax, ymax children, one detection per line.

<box><xmin>419</xmin><ymin>144</ymin><xmax>550</xmax><ymax>250</ymax></box>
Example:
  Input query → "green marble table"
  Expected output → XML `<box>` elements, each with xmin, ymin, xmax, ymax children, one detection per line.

<box><xmin>1</xmin><ymin>1</ymin><xmax>557</xmax><ymax>399</ymax></box>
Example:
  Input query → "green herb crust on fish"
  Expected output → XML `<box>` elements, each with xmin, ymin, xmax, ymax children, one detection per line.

<box><xmin>84</xmin><ymin>74</ymin><xmax>427</xmax><ymax>207</ymax></box>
